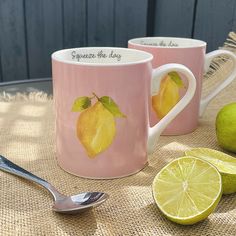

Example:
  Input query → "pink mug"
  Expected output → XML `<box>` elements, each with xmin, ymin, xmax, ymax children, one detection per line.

<box><xmin>52</xmin><ymin>47</ymin><xmax>196</xmax><ymax>179</ymax></box>
<box><xmin>129</xmin><ymin>37</ymin><xmax>236</xmax><ymax>135</ymax></box>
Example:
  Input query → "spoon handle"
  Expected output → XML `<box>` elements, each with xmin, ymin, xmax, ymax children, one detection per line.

<box><xmin>0</xmin><ymin>155</ymin><xmax>65</xmax><ymax>200</ymax></box>
<box><xmin>0</xmin><ymin>155</ymin><xmax>51</xmax><ymax>187</ymax></box>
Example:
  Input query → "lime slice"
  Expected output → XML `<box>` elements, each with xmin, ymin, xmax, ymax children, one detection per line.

<box><xmin>185</xmin><ymin>148</ymin><xmax>236</xmax><ymax>194</ymax></box>
<box><xmin>152</xmin><ymin>157</ymin><xmax>222</xmax><ymax>225</ymax></box>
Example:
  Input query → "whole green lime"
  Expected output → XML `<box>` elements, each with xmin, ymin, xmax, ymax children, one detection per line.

<box><xmin>216</xmin><ymin>103</ymin><xmax>236</xmax><ymax>153</ymax></box>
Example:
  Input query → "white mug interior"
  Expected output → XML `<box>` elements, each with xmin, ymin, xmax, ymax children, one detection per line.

<box><xmin>52</xmin><ymin>47</ymin><xmax>153</xmax><ymax>65</ymax></box>
<box><xmin>129</xmin><ymin>37</ymin><xmax>206</xmax><ymax>49</ymax></box>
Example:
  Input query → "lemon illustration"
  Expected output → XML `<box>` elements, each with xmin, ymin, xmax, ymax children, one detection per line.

<box><xmin>77</xmin><ymin>101</ymin><xmax>116</xmax><ymax>157</ymax></box>
<box><xmin>152</xmin><ymin>156</ymin><xmax>222</xmax><ymax>225</ymax></box>
<box><xmin>72</xmin><ymin>93</ymin><xmax>126</xmax><ymax>158</ymax></box>
<box><xmin>152</xmin><ymin>72</ymin><xmax>184</xmax><ymax>119</ymax></box>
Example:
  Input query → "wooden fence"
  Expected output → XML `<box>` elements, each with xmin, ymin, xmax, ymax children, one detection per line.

<box><xmin>0</xmin><ymin>0</ymin><xmax>235</xmax><ymax>82</ymax></box>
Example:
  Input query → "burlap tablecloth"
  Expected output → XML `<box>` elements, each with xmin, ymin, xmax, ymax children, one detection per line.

<box><xmin>1</xmin><ymin>33</ymin><xmax>236</xmax><ymax>236</ymax></box>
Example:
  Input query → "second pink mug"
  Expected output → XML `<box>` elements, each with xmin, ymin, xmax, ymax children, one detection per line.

<box><xmin>129</xmin><ymin>37</ymin><xmax>236</xmax><ymax>135</ymax></box>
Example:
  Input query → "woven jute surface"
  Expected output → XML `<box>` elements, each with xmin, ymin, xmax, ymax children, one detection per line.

<box><xmin>1</xmin><ymin>34</ymin><xmax>236</xmax><ymax>236</ymax></box>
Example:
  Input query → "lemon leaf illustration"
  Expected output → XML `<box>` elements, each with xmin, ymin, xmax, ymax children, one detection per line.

<box><xmin>168</xmin><ymin>71</ymin><xmax>184</xmax><ymax>88</ymax></box>
<box><xmin>72</xmin><ymin>96</ymin><xmax>91</xmax><ymax>112</ymax></box>
<box><xmin>99</xmin><ymin>96</ymin><xmax>126</xmax><ymax>118</ymax></box>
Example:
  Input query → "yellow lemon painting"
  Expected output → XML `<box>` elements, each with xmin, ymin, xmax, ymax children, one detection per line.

<box><xmin>72</xmin><ymin>93</ymin><xmax>126</xmax><ymax>158</ymax></box>
<box><xmin>152</xmin><ymin>72</ymin><xmax>185</xmax><ymax>119</ymax></box>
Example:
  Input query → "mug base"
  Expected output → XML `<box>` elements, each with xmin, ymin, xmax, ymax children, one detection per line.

<box><xmin>56</xmin><ymin>161</ymin><xmax>149</xmax><ymax>180</ymax></box>
<box><xmin>161</xmin><ymin>126</ymin><xmax>197</xmax><ymax>136</ymax></box>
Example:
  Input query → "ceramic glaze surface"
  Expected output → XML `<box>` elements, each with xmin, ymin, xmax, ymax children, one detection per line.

<box><xmin>52</xmin><ymin>47</ymin><xmax>196</xmax><ymax>178</ymax></box>
<box><xmin>53</xmin><ymin>59</ymin><xmax>150</xmax><ymax>178</ymax></box>
<box><xmin>129</xmin><ymin>38</ymin><xmax>205</xmax><ymax>135</ymax></box>
<box><xmin>129</xmin><ymin>37</ymin><xmax>236</xmax><ymax>135</ymax></box>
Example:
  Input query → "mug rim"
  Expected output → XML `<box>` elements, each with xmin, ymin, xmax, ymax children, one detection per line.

<box><xmin>128</xmin><ymin>37</ymin><xmax>207</xmax><ymax>49</ymax></box>
<box><xmin>51</xmin><ymin>47</ymin><xmax>154</xmax><ymax>66</ymax></box>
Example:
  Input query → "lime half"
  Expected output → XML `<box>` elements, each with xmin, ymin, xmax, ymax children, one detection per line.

<box><xmin>152</xmin><ymin>157</ymin><xmax>222</xmax><ymax>225</ymax></box>
<box><xmin>185</xmin><ymin>148</ymin><xmax>236</xmax><ymax>194</ymax></box>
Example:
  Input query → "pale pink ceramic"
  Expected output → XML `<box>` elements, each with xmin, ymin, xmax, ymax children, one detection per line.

<box><xmin>129</xmin><ymin>37</ymin><xmax>236</xmax><ymax>135</ymax></box>
<box><xmin>52</xmin><ymin>47</ymin><xmax>196</xmax><ymax>179</ymax></box>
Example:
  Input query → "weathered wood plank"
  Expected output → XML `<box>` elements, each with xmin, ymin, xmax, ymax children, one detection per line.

<box><xmin>194</xmin><ymin>0</ymin><xmax>236</xmax><ymax>51</ymax></box>
<box><xmin>0</xmin><ymin>0</ymin><xmax>28</xmax><ymax>82</ymax></box>
<box><xmin>87</xmin><ymin>0</ymin><xmax>114</xmax><ymax>46</ymax></box>
<box><xmin>25</xmin><ymin>0</ymin><xmax>63</xmax><ymax>78</ymax></box>
<box><xmin>114</xmin><ymin>0</ymin><xmax>148</xmax><ymax>47</ymax></box>
<box><xmin>63</xmin><ymin>0</ymin><xmax>87</xmax><ymax>48</ymax></box>
<box><xmin>153</xmin><ymin>0</ymin><xmax>195</xmax><ymax>37</ymax></box>
<box><xmin>1</xmin><ymin>0</ymin><xmax>235</xmax><ymax>81</ymax></box>
<box><xmin>0</xmin><ymin>51</ymin><xmax>2</xmax><ymax>82</ymax></box>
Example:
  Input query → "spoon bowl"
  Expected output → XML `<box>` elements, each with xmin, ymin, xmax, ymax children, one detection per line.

<box><xmin>52</xmin><ymin>192</ymin><xmax>109</xmax><ymax>214</ymax></box>
<box><xmin>0</xmin><ymin>155</ymin><xmax>109</xmax><ymax>214</ymax></box>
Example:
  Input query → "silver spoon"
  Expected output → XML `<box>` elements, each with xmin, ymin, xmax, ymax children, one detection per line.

<box><xmin>0</xmin><ymin>155</ymin><xmax>109</xmax><ymax>214</ymax></box>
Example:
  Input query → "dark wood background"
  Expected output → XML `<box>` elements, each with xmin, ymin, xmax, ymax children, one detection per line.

<box><xmin>0</xmin><ymin>0</ymin><xmax>235</xmax><ymax>82</ymax></box>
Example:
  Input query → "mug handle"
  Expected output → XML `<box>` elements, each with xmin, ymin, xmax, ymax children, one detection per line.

<box><xmin>148</xmin><ymin>64</ymin><xmax>196</xmax><ymax>154</ymax></box>
<box><xmin>199</xmin><ymin>49</ymin><xmax>236</xmax><ymax>116</ymax></box>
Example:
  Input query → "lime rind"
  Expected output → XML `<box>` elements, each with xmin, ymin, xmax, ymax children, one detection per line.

<box><xmin>185</xmin><ymin>148</ymin><xmax>236</xmax><ymax>174</ymax></box>
<box><xmin>185</xmin><ymin>148</ymin><xmax>236</xmax><ymax>194</ymax></box>
<box><xmin>216</xmin><ymin>103</ymin><xmax>236</xmax><ymax>153</ymax></box>
<box><xmin>152</xmin><ymin>156</ymin><xmax>222</xmax><ymax>225</ymax></box>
